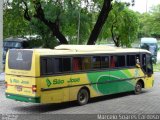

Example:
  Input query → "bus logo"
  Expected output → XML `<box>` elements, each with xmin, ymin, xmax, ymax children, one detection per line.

<box><xmin>16</xmin><ymin>52</ymin><xmax>23</xmax><ymax>61</ymax></box>
<box><xmin>46</xmin><ymin>79</ymin><xmax>52</xmax><ymax>87</ymax></box>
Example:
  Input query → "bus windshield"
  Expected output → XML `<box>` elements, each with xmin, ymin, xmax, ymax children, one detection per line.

<box><xmin>3</xmin><ymin>41</ymin><xmax>22</xmax><ymax>48</ymax></box>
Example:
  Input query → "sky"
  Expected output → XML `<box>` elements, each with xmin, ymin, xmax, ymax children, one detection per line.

<box><xmin>122</xmin><ymin>0</ymin><xmax>160</xmax><ymax>13</ymax></box>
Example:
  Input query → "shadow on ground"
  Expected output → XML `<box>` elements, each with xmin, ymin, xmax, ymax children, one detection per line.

<box><xmin>13</xmin><ymin>91</ymin><xmax>148</xmax><ymax>113</ymax></box>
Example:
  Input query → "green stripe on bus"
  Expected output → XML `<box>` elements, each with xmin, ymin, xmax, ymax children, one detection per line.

<box><xmin>87</xmin><ymin>70</ymin><xmax>134</xmax><ymax>95</ymax></box>
<box><xmin>5</xmin><ymin>93</ymin><xmax>40</xmax><ymax>103</ymax></box>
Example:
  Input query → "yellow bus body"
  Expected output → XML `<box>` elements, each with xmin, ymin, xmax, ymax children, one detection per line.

<box><xmin>5</xmin><ymin>45</ymin><xmax>154</xmax><ymax>104</ymax></box>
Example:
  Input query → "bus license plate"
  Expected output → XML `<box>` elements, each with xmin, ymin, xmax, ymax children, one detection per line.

<box><xmin>16</xmin><ymin>86</ymin><xmax>22</xmax><ymax>91</ymax></box>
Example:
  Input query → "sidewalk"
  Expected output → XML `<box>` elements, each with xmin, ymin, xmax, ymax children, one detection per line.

<box><xmin>0</xmin><ymin>72</ymin><xmax>5</xmax><ymax>84</ymax></box>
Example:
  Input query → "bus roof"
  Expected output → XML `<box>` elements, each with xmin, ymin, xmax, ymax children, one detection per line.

<box><xmin>4</xmin><ymin>37</ymin><xmax>28</xmax><ymax>42</ymax></box>
<box><xmin>29</xmin><ymin>45</ymin><xmax>150</xmax><ymax>55</ymax></box>
<box><xmin>141</xmin><ymin>37</ymin><xmax>157</xmax><ymax>44</ymax></box>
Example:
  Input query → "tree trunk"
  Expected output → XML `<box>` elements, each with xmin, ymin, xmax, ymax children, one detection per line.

<box><xmin>45</xmin><ymin>21</ymin><xmax>68</xmax><ymax>44</ymax></box>
<box><xmin>111</xmin><ymin>26</ymin><xmax>120</xmax><ymax>47</ymax></box>
<box><xmin>111</xmin><ymin>24</ymin><xmax>120</xmax><ymax>47</ymax></box>
<box><xmin>87</xmin><ymin>0</ymin><xmax>112</xmax><ymax>45</ymax></box>
<box><xmin>34</xmin><ymin>2</ymin><xmax>68</xmax><ymax>44</ymax></box>
<box><xmin>23</xmin><ymin>1</ymin><xmax>68</xmax><ymax>44</ymax></box>
<box><xmin>115</xmin><ymin>36</ymin><xmax>120</xmax><ymax>47</ymax></box>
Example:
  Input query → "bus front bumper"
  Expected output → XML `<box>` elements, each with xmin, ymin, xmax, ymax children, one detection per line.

<box><xmin>5</xmin><ymin>93</ymin><xmax>40</xmax><ymax>103</ymax></box>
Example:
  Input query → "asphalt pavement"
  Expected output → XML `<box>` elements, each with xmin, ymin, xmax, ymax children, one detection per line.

<box><xmin>0</xmin><ymin>72</ymin><xmax>160</xmax><ymax>116</ymax></box>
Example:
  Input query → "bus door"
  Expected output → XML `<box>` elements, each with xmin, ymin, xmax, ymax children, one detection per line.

<box><xmin>146</xmin><ymin>54</ymin><xmax>153</xmax><ymax>76</ymax></box>
<box><xmin>142</xmin><ymin>53</ymin><xmax>154</xmax><ymax>88</ymax></box>
<box><xmin>142</xmin><ymin>54</ymin><xmax>153</xmax><ymax>76</ymax></box>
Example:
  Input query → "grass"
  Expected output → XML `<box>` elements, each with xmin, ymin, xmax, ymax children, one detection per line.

<box><xmin>153</xmin><ymin>63</ymin><xmax>160</xmax><ymax>72</ymax></box>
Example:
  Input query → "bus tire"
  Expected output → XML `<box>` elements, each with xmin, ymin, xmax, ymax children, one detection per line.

<box><xmin>77</xmin><ymin>88</ymin><xmax>89</xmax><ymax>105</ymax></box>
<box><xmin>134</xmin><ymin>81</ymin><xmax>142</xmax><ymax>95</ymax></box>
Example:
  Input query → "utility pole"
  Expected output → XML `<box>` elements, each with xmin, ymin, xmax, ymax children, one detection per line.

<box><xmin>0</xmin><ymin>0</ymin><xmax>3</xmax><ymax>72</ymax></box>
<box><xmin>77</xmin><ymin>11</ymin><xmax>81</xmax><ymax>45</ymax></box>
<box><xmin>146</xmin><ymin>0</ymin><xmax>148</xmax><ymax>13</ymax></box>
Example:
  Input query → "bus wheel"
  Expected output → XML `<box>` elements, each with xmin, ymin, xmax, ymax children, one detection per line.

<box><xmin>134</xmin><ymin>81</ymin><xmax>142</xmax><ymax>94</ymax></box>
<box><xmin>77</xmin><ymin>89</ymin><xmax>89</xmax><ymax>105</ymax></box>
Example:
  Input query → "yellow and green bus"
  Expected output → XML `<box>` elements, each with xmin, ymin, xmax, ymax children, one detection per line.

<box><xmin>5</xmin><ymin>45</ymin><xmax>154</xmax><ymax>105</ymax></box>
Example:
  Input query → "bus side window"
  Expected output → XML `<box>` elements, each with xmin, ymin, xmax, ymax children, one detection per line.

<box><xmin>82</xmin><ymin>57</ymin><xmax>91</xmax><ymax>70</ymax></box>
<box><xmin>127</xmin><ymin>55</ymin><xmax>136</xmax><ymax>66</ymax></box>
<box><xmin>117</xmin><ymin>56</ymin><xmax>125</xmax><ymax>67</ymax></box>
<box><xmin>73</xmin><ymin>57</ymin><xmax>82</xmax><ymax>71</ymax></box>
<box><xmin>54</xmin><ymin>58</ymin><xmax>63</xmax><ymax>73</ymax></box>
<box><xmin>41</xmin><ymin>57</ymin><xmax>54</xmax><ymax>75</ymax></box>
<box><xmin>101</xmin><ymin>56</ymin><xmax>109</xmax><ymax>68</ymax></box>
<box><xmin>92</xmin><ymin>56</ymin><xmax>101</xmax><ymax>69</ymax></box>
<box><xmin>136</xmin><ymin>54</ymin><xmax>140</xmax><ymax>64</ymax></box>
<box><xmin>110</xmin><ymin>56</ymin><xmax>115</xmax><ymax>68</ymax></box>
<box><xmin>54</xmin><ymin>58</ymin><xmax>71</xmax><ymax>73</ymax></box>
<box><xmin>110</xmin><ymin>56</ymin><xmax>125</xmax><ymax>68</ymax></box>
<box><xmin>63</xmin><ymin>58</ymin><xmax>71</xmax><ymax>72</ymax></box>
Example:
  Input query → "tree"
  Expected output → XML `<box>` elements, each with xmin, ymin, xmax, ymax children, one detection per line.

<box><xmin>149</xmin><ymin>4</ymin><xmax>160</xmax><ymax>37</ymax></box>
<box><xmin>3</xmin><ymin>1</ymin><xmax>30</xmax><ymax>38</ymax></box>
<box><xmin>109</xmin><ymin>2</ymin><xmax>139</xmax><ymax>47</ymax></box>
<box><xmin>87</xmin><ymin>0</ymin><xmax>112</xmax><ymax>45</ymax></box>
<box><xmin>21</xmin><ymin>0</ymin><xmax>135</xmax><ymax>45</ymax></box>
<box><xmin>4</xmin><ymin>0</ymin><xmax>136</xmax><ymax>47</ymax></box>
<box><xmin>138</xmin><ymin>13</ymin><xmax>154</xmax><ymax>37</ymax></box>
<box><xmin>89</xmin><ymin>1</ymin><xmax>139</xmax><ymax>47</ymax></box>
<box><xmin>22</xmin><ymin>0</ymin><xmax>68</xmax><ymax>44</ymax></box>
<box><xmin>138</xmin><ymin>4</ymin><xmax>160</xmax><ymax>38</ymax></box>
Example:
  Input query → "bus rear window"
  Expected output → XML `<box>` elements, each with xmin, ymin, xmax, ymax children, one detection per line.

<box><xmin>8</xmin><ymin>50</ymin><xmax>33</xmax><ymax>70</ymax></box>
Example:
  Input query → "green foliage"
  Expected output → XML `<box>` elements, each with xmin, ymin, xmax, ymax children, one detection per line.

<box><xmin>30</xmin><ymin>18</ymin><xmax>58</xmax><ymax>48</ymax></box>
<box><xmin>139</xmin><ymin>4</ymin><xmax>160</xmax><ymax>38</ymax></box>
<box><xmin>3</xmin><ymin>0</ymin><xmax>139</xmax><ymax>47</ymax></box>
<box><xmin>99</xmin><ymin>2</ymin><xmax>139</xmax><ymax>47</ymax></box>
<box><xmin>120</xmin><ymin>9</ymin><xmax>139</xmax><ymax>47</ymax></box>
<box><xmin>3</xmin><ymin>0</ymin><xmax>30</xmax><ymax>38</ymax></box>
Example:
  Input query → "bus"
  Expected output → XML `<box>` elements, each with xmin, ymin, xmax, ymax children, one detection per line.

<box><xmin>5</xmin><ymin>45</ymin><xmax>154</xmax><ymax>105</ymax></box>
<box><xmin>140</xmin><ymin>37</ymin><xmax>158</xmax><ymax>64</ymax></box>
<box><xmin>3</xmin><ymin>37</ymin><xmax>29</xmax><ymax>64</ymax></box>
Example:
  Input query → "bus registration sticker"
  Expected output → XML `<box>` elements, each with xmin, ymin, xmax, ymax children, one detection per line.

<box><xmin>16</xmin><ymin>85</ymin><xmax>22</xmax><ymax>91</ymax></box>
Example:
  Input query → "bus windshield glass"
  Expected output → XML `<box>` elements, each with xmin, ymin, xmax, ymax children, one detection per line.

<box><xmin>3</xmin><ymin>41</ymin><xmax>22</xmax><ymax>48</ymax></box>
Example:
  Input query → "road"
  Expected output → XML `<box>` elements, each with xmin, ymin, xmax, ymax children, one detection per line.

<box><xmin>0</xmin><ymin>72</ymin><xmax>160</xmax><ymax>116</ymax></box>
